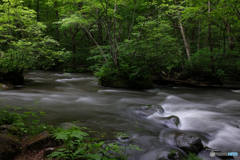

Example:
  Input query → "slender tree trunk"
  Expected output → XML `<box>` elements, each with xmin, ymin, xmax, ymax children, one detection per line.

<box><xmin>198</xmin><ymin>19</ymin><xmax>201</xmax><ymax>51</ymax></box>
<box><xmin>55</xmin><ymin>2</ymin><xmax>60</xmax><ymax>42</ymax></box>
<box><xmin>70</xmin><ymin>27</ymin><xmax>76</xmax><ymax>65</ymax></box>
<box><xmin>208</xmin><ymin>1</ymin><xmax>215</xmax><ymax>74</ymax></box>
<box><xmin>96</xmin><ymin>10</ymin><xmax>103</xmax><ymax>45</ymax></box>
<box><xmin>179</xmin><ymin>13</ymin><xmax>191</xmax><ymax>65</ymax></box>
<box><xmin>227</xmin><ymin>22</ymin><xmax>234</xmax><ymax>50</ymax></box>
<box><xmin>36</xmin><ymin>0</ymin><xmax>40</xmax><ymax>21</ymax></box>
<box><xmin>113</xmin><ymin>0</ymin><xmax>119</xmax><ymax>68</ymax></box>
<box><xmin>81</xmin><ymin>26</ymin><xmax>108</xmax><ymax>63</ymax></box>
<box><xmin>174</xmin><ymin>20</ymin><xmax>184</xmax><ymax>70</ymax></box>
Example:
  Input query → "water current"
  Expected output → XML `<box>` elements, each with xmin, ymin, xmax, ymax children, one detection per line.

<box><xmin>0</xmin><ymin>71</ymin><xmax>240</xmax><ymax>160</ymax></box>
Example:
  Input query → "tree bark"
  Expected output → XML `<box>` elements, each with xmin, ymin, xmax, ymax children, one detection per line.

<box><xmin>227</xmin><ymin>22</ymin><xmax>234</xmax><ymax>50</ymax></box>
<box><xmin>174</xmin><ymin>20</ymin><xmax>184</xmax><ymax>70</ymax></box>
<box><xmin>208</xmin><ymin>1</ymin><xmax>215</xmax><ymax>74</ymax></box>
<box><xmin>36</xmin><ymin>0</ymin><xmax>40</xmax><ymax>21</ymax></box>
<box><xmin>55</xmin><ymin>2</ymin><xmax>60</xmax><ymax>42</ymax></box>
<box><xmin>179</xmin><ymin>13</ymin><xmax>191</xmax><ymax>65</ymax></box>
<box><xmin>70</xmin><ymin>27</ymin><xmax>76</xmax><ymax>65</ymax></box>
<box><xmin>198</xmin><ymin>19</ymin><xmax>201</xmax><ymax>51</ymax></box>
<box><xmin>113</xmin><ymin>0</ymin><xmax>119</xmax><ymax>68</ymax></box>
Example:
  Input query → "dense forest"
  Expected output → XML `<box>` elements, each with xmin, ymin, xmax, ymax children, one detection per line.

<box><xmin>0</xmin><ymin>0</ymin><xmax>240</xmax><ymax>88</ymax></box>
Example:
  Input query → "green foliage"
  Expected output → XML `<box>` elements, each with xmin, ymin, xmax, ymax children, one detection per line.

<box><xmin>184</xmin><ymin>153</ymin><xmax>202</xmax><ymax>160</ymax></box>
<box><xmin>0</xmin><ymin>106</ymin><xmax>54</xmax><ymax>136</ymax></box>
<box><xmin>48</xmin><ymin>125</ymin><xmax>142</xmax><ymax>160</ymax></box>
<box><xmin>0</xmin><ymin>0</ymin><xmax>240</xmax><ymax>83</ymax></box>
<box><xmin>0</xmin><ymin>0</ymin><xmax>59</xmax><ymax>73</ymax></box>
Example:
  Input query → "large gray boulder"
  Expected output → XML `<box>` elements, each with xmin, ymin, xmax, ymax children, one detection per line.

<box><xmin>175</xmin><ymin>133</ymin><xmax>203</xmax><ymax>154</ymax></box>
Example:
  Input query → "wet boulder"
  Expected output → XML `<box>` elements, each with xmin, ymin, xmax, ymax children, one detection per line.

<box><xmin>0</xmin><ymin>83</ymin><xmax>14</xmax><ymax>90</ymax></box>
<box><xmin>149</xmin><ymin>115</ymin><xmax>180</xmax><ymax>128</ymax></box>
<box><xmin>0</xmin><ymin>134</ymin><xmax>21</xmax><ymax>160</ymax></box>
<box><xmin>153</xmin><ymin>105</ymin><xmax>164</xmax><ymax>114</ymax></box>
<box><xmin>60</xmin><ymin>122</ymin><xmax>79</xmax><ymax>130</ymax></box>
<box><xmin>135</xmin><ymin>105</ymin><xmax>164</xmax><ymax>118</ymax></box>
<box><xmin>160</xmin><ymin>115</ymin><xmax>180</xmax><ymax>128</ymax></box>
<box><xmin>175</xmin><ymin>133</ymin><xmax>203</xmax><ymax>154</ymax></box>
<box><xmin>117</xmin><ymin>134</ymin><xmax>132</xmax><ymax>143</ymax></box>
<box><xmin>0</xmin><ymin>125</ymin><xmax>18</xmax><ymax>133</ymax></box>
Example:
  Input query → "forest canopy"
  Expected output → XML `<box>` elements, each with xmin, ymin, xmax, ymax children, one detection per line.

<box><xmin>0</xmin><ymin>0</ymin><xmax>239</xmax><ymax>87</ymax></box>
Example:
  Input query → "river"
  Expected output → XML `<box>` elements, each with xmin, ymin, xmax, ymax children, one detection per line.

<box><xmin>0</xmin><ymin>71</ymin><xmax>239</xmax><ymax>160</ymax></box>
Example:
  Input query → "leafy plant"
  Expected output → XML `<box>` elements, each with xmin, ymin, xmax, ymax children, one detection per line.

<box><xmin>184</xmin><ymin>153</ymin><xmax>202</xmax><ymax>160</ymax></box>
<box><xmin>0</xmin><ymin>106</ymin><xmax>53</xmax><ymax>137</ymax></box>
<box><xmin>48</xmin><ymin>125</ymin><xmax>142</xmax><ymax>160</ymax></box>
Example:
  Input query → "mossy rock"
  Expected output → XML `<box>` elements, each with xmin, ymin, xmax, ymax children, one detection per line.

<box><xmin>0</xmin><ymin>83</ymin><xmax>6</xmax><ymax>90</ymax></box>
<box><xmin>175</xmin><ymin>133</ymin><xmax>203</xmax><ymax>154</ymax></box>
<box><xmin>0</xmin><ymin>125</ymin><xmax>18</xmax><ymax>133</ymax></box>
<box><xmin>0</xmin><ymin>134</ymin><xmax>21</xmax><ymax>160</ymax></box>
<box><xmin>0</xmin><ymin>83</ymin><xmax>14</xmax><ymax>90</ymax></box>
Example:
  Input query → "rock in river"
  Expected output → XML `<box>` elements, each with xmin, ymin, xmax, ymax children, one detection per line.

<box><xmin>135</xmin><ymin>105</ymin><xmax>164</xmax><ymax>118</ymax></box>
<box><xmin>149</xmin><ymin>115</ymin><xmax>180</xmax><ymax>128</ymax></box>
<box><xmin>175</xmin><ymin>132</ymin><xmax>204</xmax><ymax>154</ymax></box>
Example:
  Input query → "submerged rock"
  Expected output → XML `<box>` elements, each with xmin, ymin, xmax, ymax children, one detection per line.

<box><xmin>0</xmin><ymin>83</ymin><xmax>14</xmax><ymax>90</ymax></box>
<box><xmin>0</xmin><ymin>125</ymin><xmax>18</xmax><ymax>133</ymax></box>
<box><xmin>135</xmin><ymin>105</ymin><xmax>164</xmax><ymax>118</ymax></box>
<box><xmin>159</xmin><ymin>115</ymin><xmax>180</xmax><ymax>128</ymax></box>
<box><xmin>149</xmin><ymin>115</ymin><xmax>180</xmax><ymax>128</ymax></box>
<box><xmin>152</xmin><ymin>105</ymin><xmax>164</xmax><ymax>114</ymax></box>
<box><xmin>0</xmin><ymin>134</ymin><xmax>21</xmax><ymax>160</ymax></box>
<box><xmin>175</xmin><ymin>133</ymin><xmax>203</xmax><ymax>154</ymax></box>
<box><xmin>60</xmin><ymin>122</ymin><xmax>79</xmax><ymax>130</ymax></box>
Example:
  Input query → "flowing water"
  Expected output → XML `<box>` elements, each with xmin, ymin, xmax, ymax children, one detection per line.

<box><xmin>1</xmin><ymin>71</ymin><xmax>240</xmax><ymax>160</ymax></box>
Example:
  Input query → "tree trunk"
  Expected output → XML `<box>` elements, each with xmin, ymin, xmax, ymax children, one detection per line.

<box><xmin>208</xmin><ymin>1</ymin><xmax>215</xmax><ymax>74</ymax></box>
<box><xmin>174</xmin><ymin>20</ymin><xmax>184</xmax><ymax>70</ymax></box>
<box><xmin>55</xmin><ymin>2</ymin><xmax>60</xmax><ymax>42</ymax></box>
<box><xmin>113</xmin><ymin>0</ymin><xmax>119</xmax><ymax>69</ymax></box>
<box><xmin>70</xmin><ymin>27</ymin><xmax>76</xmax><ymax>65</ymax></box>
<box><xmin>36</xmin><ymin>0</ymin><xmax>40</xmax><ymax>21</ymax></box>
<box><xmin>198</xmin><ymin>19</ymin><xmax>201</xmax><ymax>51</ymax></box>
<box><xmin>227</xmin><ymin>22</ymin><xmax>234</xmax><ymax>50</ymax></box>
<box><xmin>179</xmin><ymin>14</ymin><xmax>191</xmax><ymax>65</ymax></box>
